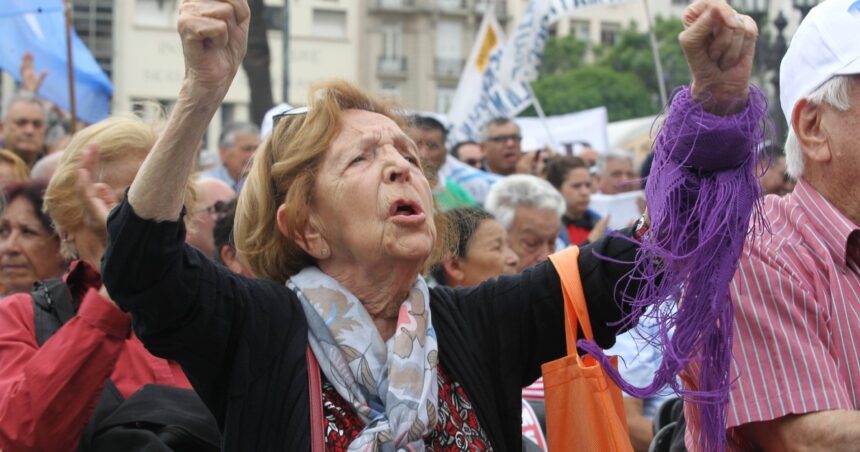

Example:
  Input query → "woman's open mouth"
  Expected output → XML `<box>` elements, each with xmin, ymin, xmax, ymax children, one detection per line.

<box><xmin>388</xmin><ymin>199</ymin><xmax>426</xmax><ymax>225</ymax></box>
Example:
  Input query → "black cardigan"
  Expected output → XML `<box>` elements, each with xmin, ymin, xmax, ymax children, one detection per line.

<box><xmin>102</xmin><ymin>199</ymin><xmax>639</xmax><ymax>451</ymax></box>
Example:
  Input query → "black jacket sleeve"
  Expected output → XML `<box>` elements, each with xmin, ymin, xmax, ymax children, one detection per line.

<box><xmin>443</xmin><ymin>228</ymin><xmax>640</xmax><ymax>387</ymax></box>
<box><xmin>101</xmin><ymin>199</ymin><xmax>307</xmax><ymax>425</ymax></box>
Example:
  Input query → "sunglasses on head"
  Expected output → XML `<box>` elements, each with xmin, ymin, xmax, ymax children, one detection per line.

<box><xmin>271</xmin><ymin>106</ymin><xmax>309</xmax><ymax>127</ymax></box>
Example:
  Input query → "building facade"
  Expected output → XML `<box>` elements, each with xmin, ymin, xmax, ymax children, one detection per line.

<box><xmin>71</xmin><ymin>0</ymin><xmax>361</xmax><ymax>155</ymax></box>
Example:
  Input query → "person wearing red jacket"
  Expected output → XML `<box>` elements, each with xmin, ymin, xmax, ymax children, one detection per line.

<box><xmin>0</xmin><ymin>116</ymin><xmax>198</xmax><ymax>451</ymax></box>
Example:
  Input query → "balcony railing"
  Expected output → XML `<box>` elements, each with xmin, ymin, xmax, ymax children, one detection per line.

<box><xmin>378</xmin><ymin>56</ymin><xmax>408</xmax><ymax>76</ymax></box>
<box><xmin>434</xmin><ymin>58</ymin><xmax>465</xmax><ymax>78</ymax></box>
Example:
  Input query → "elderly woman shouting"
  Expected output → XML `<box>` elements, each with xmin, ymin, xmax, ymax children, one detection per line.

<box><xmin>102</xmin><ymin>0</ymin><xmax>761</xmax><ymax>450</ymax></box>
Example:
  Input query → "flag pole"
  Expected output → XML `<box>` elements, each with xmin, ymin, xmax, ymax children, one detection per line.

<box><xmin>643</xmin><ymin>0</ymin><xmax>668</xmax><ymax>106</ymax></box>
<box><xmin>524</xmin><ymin>82</ymin><xmax>560</xmax><ymax>152</ymax></box>
<box><xmin>63</xmin><ymin>0</ymin><xmax>77</xmax><ymax>132</ymax></box>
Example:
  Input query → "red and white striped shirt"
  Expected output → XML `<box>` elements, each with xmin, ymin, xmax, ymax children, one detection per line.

<box><xmin>688</xmin><ymin>177</ymin><xmax>860</xmax><ymax>450</ymax></box>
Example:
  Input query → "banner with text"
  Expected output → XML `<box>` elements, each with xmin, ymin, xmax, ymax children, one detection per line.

<box><xmin>447</xmin><ymin>0</ymin><xmax>627</xmax><ymax>148</ymax></box>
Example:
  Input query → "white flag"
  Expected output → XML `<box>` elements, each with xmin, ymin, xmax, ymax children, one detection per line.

<box><xmin>446</xmin><ymin>12</ymin><xmax>505</xmax><ymax>144</ymax></box>
<box><xmin>447</xmin><ymin>0</ymin><xmax>628</xmax><ymax>147</ymax></box>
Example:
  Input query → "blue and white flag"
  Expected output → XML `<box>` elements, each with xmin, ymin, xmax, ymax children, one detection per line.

<box><xmin>447</xmin><ymin>0</ymin><xmax>627</xmax><ymax>147</ymax></box>
<box><xmin>0</xmin><ymin>0</ymin><xmax>113</xmax><ymax>124</ymax></box>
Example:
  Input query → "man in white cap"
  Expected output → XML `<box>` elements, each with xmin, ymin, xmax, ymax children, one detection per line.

<box><xmin>714</xmin><ymin>0</ymin><xmax>860</xmax><ymax>449</ymax></box>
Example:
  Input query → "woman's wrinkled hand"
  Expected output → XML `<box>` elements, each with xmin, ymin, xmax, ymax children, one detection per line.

<box><xmin>178</xmin><ymin>0</ymin><xmax>250</xmax><ymax>98</ymax></box>
<box><xmin>679</xmin><ymin>0</ymin><xmax>758</xmax><ymax>115</ymax></box>
<box><xmin>76</xmin><ymin>145</ymin><xmax>112</xmax><ymax>230</ymax></box>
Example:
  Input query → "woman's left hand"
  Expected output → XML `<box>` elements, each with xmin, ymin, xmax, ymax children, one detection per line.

<box><xmin>76</xmin><ymin>144</ymin><xmax>112</xmax><ymax>228</ymax></box>
<box><xmin>680</xmin><ymin>0</ymin><xmax>758</xmax><ymax>115</ymax></box>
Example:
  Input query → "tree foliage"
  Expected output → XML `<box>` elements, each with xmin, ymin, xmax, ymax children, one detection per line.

<box><xmin>531</xmin><ymin>66</ymin><xmax>657</xmax><ymax>122</ymax></box>
<box><xmin>539</xmin><ymin>35</ymin><xmax>588</xmax><ymax>75</ymax></box>
<box><xmin>597</xmin><ymin>17</ymin><xmax>690</xmax><ymax>96</ymax></box>
<box><xmin>530</xmin><ymin>17</ymin><xmax>689</xmax><ymax>121</ymax></box>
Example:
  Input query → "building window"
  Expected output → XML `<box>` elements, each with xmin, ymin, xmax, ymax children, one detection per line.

<box><xmin>381</xmin><ymin>22</ymin><xmax>403</xmax><ymax>60</ymax></box>
<box><xmin>570</xmin><ymin>19</ymin><xmax>590</xmax><ymax>42</ymax></box>
<box><xmin>134</xmin><ymin>0</ymin><xmax>177</xmax><ymax>28</ymax></box>
<box><xmin>381</xmin><ymin>82</ymin><xmax>401</xmax><ymax>99</ymax></box>
<box><xmin>600</xmin><ymin>22</ymin><xmax>621</xmax><ymax>46</ymax></box>
<box><xmin>73</xmin><ymin>0</ymin><xmax>114</xmax><ymax>77</ymax></box>
<box><xmin>264</xmin><ymin>6</ymin><xmax>284</xmax><ymax>31</ymax></box>
<box><xmin>312</xmin><ymin>9</ymin><xmax>347</xmax><ymax>39</ymax></box>
<box><xmin>670</xmin><ymin>0</ymin><xmax>690</xmax><ymax>4</ymax></box>
<box><xmin>435</xmin><ymin>19</ymin><xmax>463</xmax><ymax>77</ymax></box>
<box><xmin>437</xmin><ymin>0</ymin><xmax>463</xmax><ymax>10</ymax></box>
<box><xmin>436</xmin><ymin>86</ymin><xmax>456</xmax><ymax>113</ymax></box>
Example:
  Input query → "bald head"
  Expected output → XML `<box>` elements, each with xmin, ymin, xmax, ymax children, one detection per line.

<box><xmin>30</xmin><ymin>151</ymin><xmax>64</xmax><ymax>182</ymax></box>
<box><xmin>186</xmin><ymin>177</ymin><xmax>237</xmax><ymax>258</ymax></box>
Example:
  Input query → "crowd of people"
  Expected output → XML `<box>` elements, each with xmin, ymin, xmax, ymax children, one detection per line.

<box><xmin>0</xmin><ymin>0</ymin><xmax>857</xmax><ymax>450</ymax></box>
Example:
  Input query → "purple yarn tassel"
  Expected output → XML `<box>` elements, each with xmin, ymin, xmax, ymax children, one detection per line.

<box><xmin>577</xmin><ymin>86</ymin><xmax>768</xmax><ymax>452</ymax></box>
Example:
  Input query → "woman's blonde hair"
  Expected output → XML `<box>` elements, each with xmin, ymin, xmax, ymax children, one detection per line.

<box><xmin>236</xmin><ymin>80</ymin><xmax>449</xmax><ymax>282</ymax></box>
<box><xmin>45</xmin><ymin>114</ymin><xmax>196</xmax><ymax>257</ymax></box>
<box><xmin>0</xmin><ymin>149</ymin><xmax>30</xmax><ymax>183</ymax></box>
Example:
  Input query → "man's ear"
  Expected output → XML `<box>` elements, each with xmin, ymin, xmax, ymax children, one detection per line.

<box><xmin>442</xmin><ymin>257</ymin><xmax>465</xmax><ymax>286</ymax></box>
<box><xmin>277</xmin><ymin>204</ymin><xmax>330</xmax><ymax>260</ymax></box>
<box><xmin>793</xmin><ymin>99</ymin><xmax>831</xmax><ymax>165</ymax></box>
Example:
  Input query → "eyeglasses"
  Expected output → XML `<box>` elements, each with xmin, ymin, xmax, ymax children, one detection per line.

<box><xmin>197</xmin><ymin>200</ymin><xmax>230</xmax><ymax>220</ymax></box>
<box><xmin>487</xmin><ymin>134</ymin><xmax>522</xmax><ymax>144</ymax></box>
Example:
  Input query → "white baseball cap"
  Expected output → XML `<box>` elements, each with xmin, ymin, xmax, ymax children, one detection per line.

<box><xmin>779</xmin><ymin>0</ymin><xmax>860</xmax><ymax>130</ymax></box>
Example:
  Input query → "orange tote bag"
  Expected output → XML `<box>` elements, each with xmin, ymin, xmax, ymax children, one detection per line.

<box><xmin>542</xmin><ymin>248</ymin><xmax>633</xmax><ymax>452</ymax></box>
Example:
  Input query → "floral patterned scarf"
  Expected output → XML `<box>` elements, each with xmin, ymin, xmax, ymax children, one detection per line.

<box><xmin>288</xmin><ymin>267</ymin><xmax>439</xmax><ymax>451</ymax></box>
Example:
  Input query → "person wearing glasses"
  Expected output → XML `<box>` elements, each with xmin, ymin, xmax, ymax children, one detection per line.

<box><xmin>99</xmin><ymin>0</ymin><xmax>762</xmax><ymax>450</ymax></box>
<box><xmin>186</xmin><ymin>177</ymin><xmax>236</xmax><ymax>259</ymax></box>
<box><xmin>0</xmin><ymin>91</ymin><xmax>48</xmax><ymax>168</ymax></box>
<box><xmin>451</xmin><ymin>141</ymin><xmax>484</xmax><ymax>169</ymax></box>
<box><xmin>481</xmin><ymin>117</ymin><xmax>522</xmax><ymax>176</ymax></box>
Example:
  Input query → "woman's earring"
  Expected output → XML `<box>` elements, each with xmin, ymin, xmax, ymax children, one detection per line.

<box><xmin>320</xmin><ymin>247</ymin><xmax>329</xmax><ymax>258</ymax></box>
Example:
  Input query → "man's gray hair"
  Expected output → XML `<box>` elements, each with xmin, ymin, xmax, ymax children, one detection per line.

<box><xmin>480</xmin><ymin>117</ymin><xmax>519</xmax><ymax>143</ymax></box>
<box><xmin>219</xmin><ymin>121</ymin><xmax>260</xmax><ymax>148</ymax></box>
<box><xmin>484</xmin><ymin>174</ymin><xmax>565</xmax><ymax>231</ymax></box>
<box><xmin>595</xmin><ymin>149</ymin><xmax>634</xmax><ymax>176</ymax></box>
<box><xmin>784</xmin><ymin>75</ymin><xmax>853</xmax><ymax>179</ymax></box>
<box><xmin>1</xmin><ymin>91</ymin><xmax>47</xmax><ymax>122</ymax></box>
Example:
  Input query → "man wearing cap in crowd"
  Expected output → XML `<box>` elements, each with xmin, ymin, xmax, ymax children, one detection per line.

<box><xmin>691</xmin><ymin>0</ymin><xmax>860</xmax><ymax>449</ymax></box>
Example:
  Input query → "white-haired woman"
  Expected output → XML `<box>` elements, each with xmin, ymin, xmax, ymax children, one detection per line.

<box><xmin>101</xmin><ymin>1</ymin><xmax>762</xmax><ymax>450</ymax></box>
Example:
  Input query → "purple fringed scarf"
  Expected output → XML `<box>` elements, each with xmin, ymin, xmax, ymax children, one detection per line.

<box><xmin>576</xmin><ymin>86</ymin><xmax>768</xmax><ymax>452</ymax></box>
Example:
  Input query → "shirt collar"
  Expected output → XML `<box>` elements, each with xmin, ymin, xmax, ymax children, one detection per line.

<box><xmin>63</xmin><ymin>260</ymin><xmax>102</xmax><ymax>301</ymax></box>
<box><xmin>792</xmin><ymin>177</ymin><xmax>860</xmax><ymax>267</ymax></box>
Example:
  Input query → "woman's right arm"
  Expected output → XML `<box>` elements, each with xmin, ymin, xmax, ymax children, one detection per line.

<box><xmin>127</xmin><ymin>0</ymin><xmax>249</xmax><ymax>220</ymax></box>
<box><xmin>101</xmin><ymin>198</ymin><xmax>306</xmax><ymax>423</ymax></box>
<box><xmin>102</xmin><ymin>2</ymin><xmax>311</xmax><ymax>423</ymax></box>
